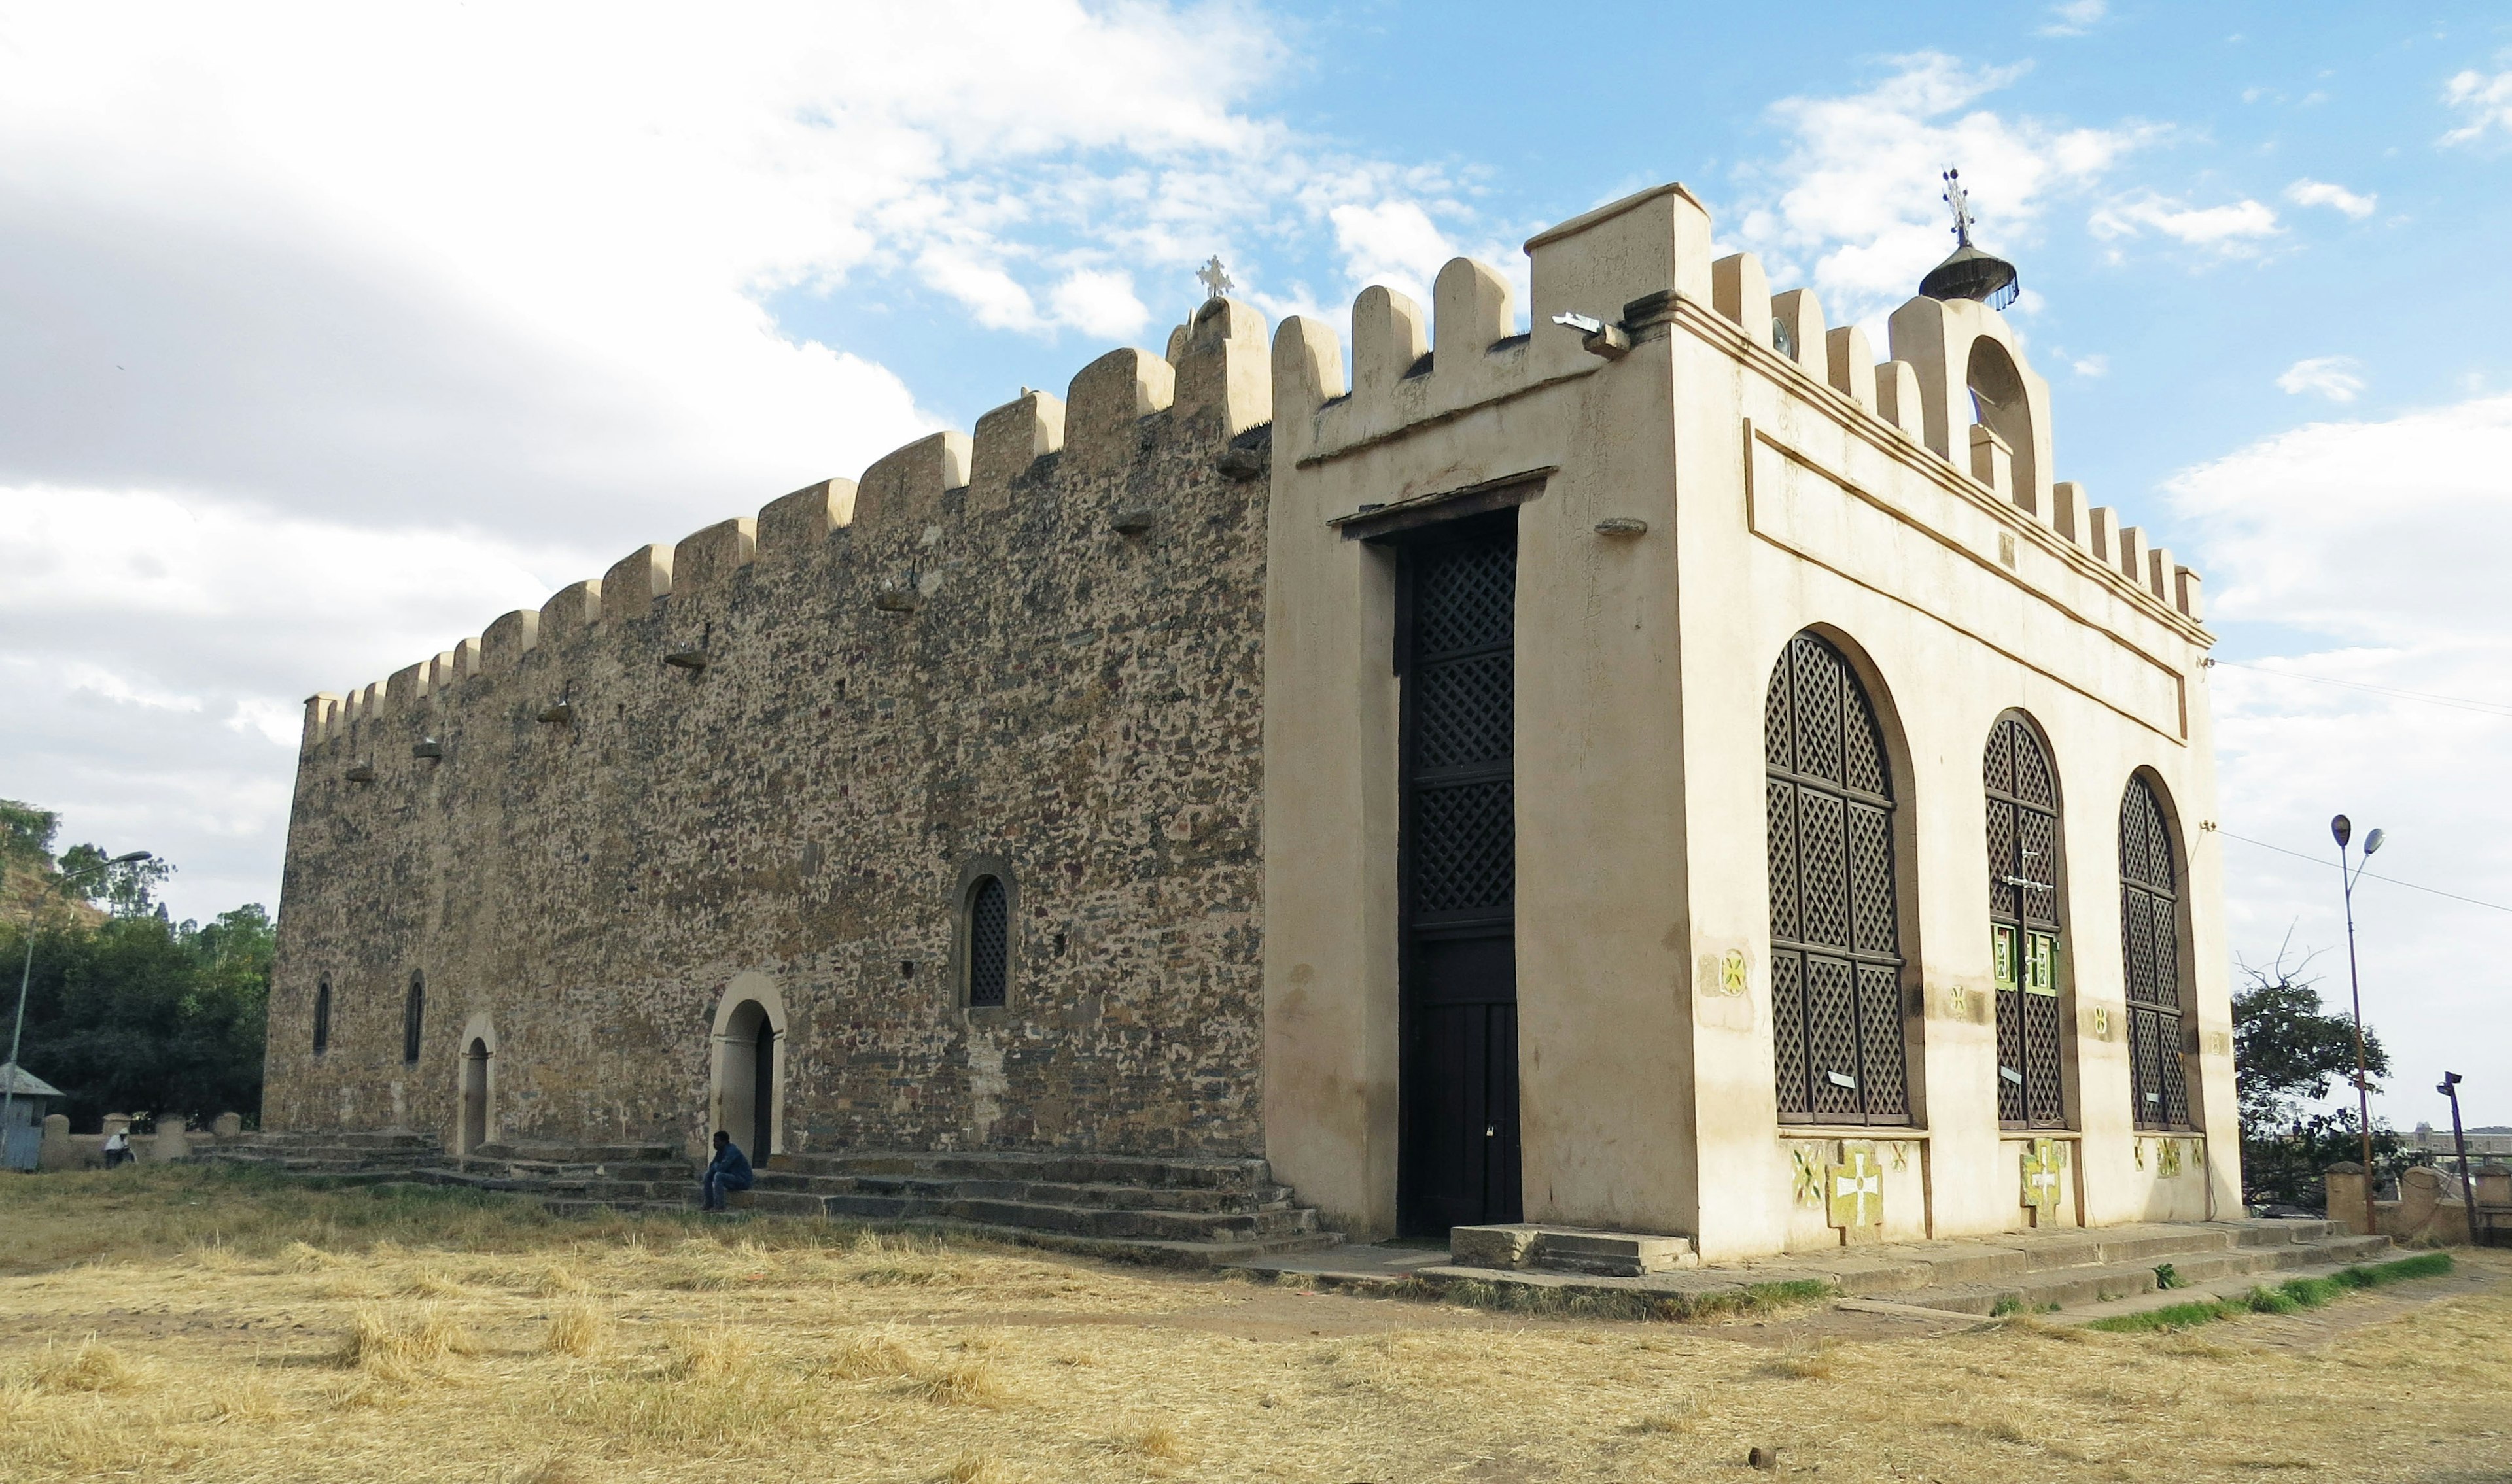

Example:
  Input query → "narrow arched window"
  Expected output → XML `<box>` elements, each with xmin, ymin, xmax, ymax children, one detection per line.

<box><xmin>966</xmin><ymin>876</ymin><xmax>1009</xmax><ymax>1008</ymax></box>
<box><xmin>1766</xmin><ymin>632</ymin><xmax>1908</xmax><ymax>1126</ymax></box>
<box><xmin>1985</xmin><ymin>716</ymin><xmax>2067</xmax><ymax>1128</ymax></box>
<box><xmin>402</xmin><ymin>973</ymin><xmax>425</xmax><ymax>1065</ymax></box>
<box><xmin>312</xmin><ymin>978</ymin><xmax>332</xmax><ymax>1055</ymax></box>
<box><xmin>2119</xmin><ymin>776</ymin><xmax>2191</xmax><ymax>1130</ymax></box>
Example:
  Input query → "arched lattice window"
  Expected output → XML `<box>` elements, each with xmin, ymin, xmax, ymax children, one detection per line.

<box><xmin>966</xmin><ymin>876</ymin><xmax>1009</xmax><ymax>1009</ymax></box>
<box><xmin>2119</xmin><ymin>776</ymin><xmax>2191</xmax><ymax>1131</ymax></box>
<box><xmin>402</xmin><ymin>973</ymin><xmax>425</xmax><ymax>1065</ymax></box>
<box><xmin>1766</xmin><ymin>632</ymin><xmax>1909</xmax><ymax>1125</ymax></box>
<box><xmin>1985</xmin><ymin>716</ymin><xmax>2067</xmax><ymax>1128</ymax></box>
<box><xmin>312</xmin><ymin>978</ymin><xmax>332</xmax><ymax>1055</ymax></box>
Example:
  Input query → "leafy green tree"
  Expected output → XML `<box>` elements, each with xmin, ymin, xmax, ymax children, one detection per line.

<box><xmin>3</xmin><ymin>800</ymin><xmax>268</xmax><ymax>1130</ymax></box>
<box><xmin>2232</xmin><ymin>937</ymin><xmax>2401</xmax><ymax>1209</ymax></box>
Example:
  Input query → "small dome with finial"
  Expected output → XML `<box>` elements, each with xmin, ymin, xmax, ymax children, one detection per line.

<box><xmin>1918</xmin><ymin>169</ymin><xmax>2019</xmax><ymax>310</ymax></box>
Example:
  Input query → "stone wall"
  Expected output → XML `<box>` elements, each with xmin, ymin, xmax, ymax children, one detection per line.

<box><xmin>265</xmin><ymin>302</ymin><xmax>1276</xmax><ymax>1160</ymax></box>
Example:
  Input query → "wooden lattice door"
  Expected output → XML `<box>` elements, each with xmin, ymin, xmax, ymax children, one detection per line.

<box><xmin>2119</xmin><ymin>777</ymin><xmax>2191</xmax><ymax>1130</ymax></box>
<box><xmin>1985</xmin><ymin>717</ymin><xmax>2067</xmax><ymax>1128</ymax></box>
<box><xmin>1397</xmin><ymin>523</ymin><xmax>1522</xmax><ymax>1235</ymax></box>
<box><xmin>1765</xmin><ymin>633</ymin><xmax>1910</xmax><ymax>1126</ymax></box>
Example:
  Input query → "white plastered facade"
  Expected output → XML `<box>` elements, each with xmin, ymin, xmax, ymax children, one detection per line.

<box><xmin>1262</xmin><ymin>183</ymin><xmax>2234</xmax><ymax>1260</ymax></box>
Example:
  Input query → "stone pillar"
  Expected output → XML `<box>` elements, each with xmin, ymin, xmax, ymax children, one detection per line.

<box><xmin>154</xmin><ymin>1124</ymin><xmax>191</xmax><ymax>1163</ymax></box>
<box><xmin>2476</xmin><ymin>1164</ymin><xmax>2511</xmax><ymax>1208</ymax></box>
<box><xmin>38</xmin><ymin>1113</ymin><xmax>72</xmax><ymax>1171</ymax></box>
<box><xmin>213</xmin><ymin>1112</ymin><xmax>243</xmax><ymax>1139</ymax></box>
<box><xmin>2324</xmin><ymin>1162</ymin><xmax>2369</xmax><ymax>1235</ymax></box>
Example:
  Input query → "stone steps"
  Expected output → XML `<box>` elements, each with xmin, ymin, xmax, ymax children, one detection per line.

<box><xmin>1236</xmin><ymin>1217</ymin><xmax>2395</xmax><ymax>1319</ymax></box>
<box><xmin>203</xmin><ymin>1131</ymin><xmax>1338</xmax><ymax>1266</ymax></box>
<box><xmin>1720</xmin><ymin>1219</ymin><xmax>2391</xmax><ymax>1315</ymax></box>
<box><xmin>737</xmin><ymin>1148</ymin><xmax>1338</xmax><ymax>1264</ymax></box>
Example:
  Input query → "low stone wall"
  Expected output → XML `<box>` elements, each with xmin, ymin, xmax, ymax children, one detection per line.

<box><xmin>34</xmin><ymin>1111</ymin><xmax>248</xmax><ymax>1171</ymax></box>
<box><xmin>2324</xmin><ymin>1161</ymin><xmax>2512</xmax><ymax>1245</ymax></box>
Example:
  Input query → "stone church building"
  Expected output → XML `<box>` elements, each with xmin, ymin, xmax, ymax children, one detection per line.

<box><xmin>267</xmin><ymin>182</ymin><xmax>2235</xmax><ymax>1262</ymax></box>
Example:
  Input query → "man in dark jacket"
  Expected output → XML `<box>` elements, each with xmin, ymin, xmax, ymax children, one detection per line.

<box><xmin>701</xmin><ymin>1130</ymin><xmax>754</xmax><ymax>1212</ymax></box>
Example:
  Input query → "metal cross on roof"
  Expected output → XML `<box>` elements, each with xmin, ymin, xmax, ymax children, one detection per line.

<box><xmin>1942</xmin><ymin>168</ymin><xmax>1976</xmax><ymax>246</ymax></box>
<box><xmin>1196</xmin><ymin>255</ymin><xmax>1234</xmax><ymax>300</ymax></box>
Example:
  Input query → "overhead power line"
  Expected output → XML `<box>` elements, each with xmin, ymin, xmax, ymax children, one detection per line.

<box><xmin>2206</xmin><ymin>658</ymin><xmax>2512</xmax><ymax>719</ymax></box>
<box><xmin>2203</xmin><ymin>823</ymin><xmax>2512</xmax><ymax>916</ymax></box>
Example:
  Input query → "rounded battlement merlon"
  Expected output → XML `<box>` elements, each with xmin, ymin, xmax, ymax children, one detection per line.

<box><xmin>601</xmin><ymin>544</ymin><xmax>672</xmax><ymax>625</ymax></box>
<box><xmin>758</xmin><ymin>477</ymin><xmax>856</xmax><ymax>557</ymax></box>
<box><xmin>479</xmin><ymin>608</ymin><xmax>540</xmax><ymax>676</ymax></box>
<box><xmin>856</xmin><ymin>430</ymin><xmax>971</xmax><ymax>530</ymax></box>
<box><xmin>1064</xmin><ymin>349</ymin><xmax>1172</xmax><ymax>478</ymax></box>
<box><xmin>1174</xmin><ymin>296</ymin><xmax>1270</xmax><ymax>437</ymax></box>
<box><xmin>301</xmin><ymin>692</ymin><xmax>340</xmax><ymax>751</ymax></box>
<box><xmin>540</xmin><ymin>579</ymin><xmax>602</xmax><ymax>644</ymax></box>
<box><xmin>970</xmin><ymin>392</ymin><xmax>1065</xmax><ymax>513</ymax></box>
<box><xmin>673</xmin><ymin>517</ymin><xmax>756</xmax><ymax>602</ymax></box>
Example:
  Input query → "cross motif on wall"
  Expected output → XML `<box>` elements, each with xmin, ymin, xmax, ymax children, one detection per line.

<box><xmin>2021</xmin><ymin>1137</ymin><xmax>2063</xmax><ymax>1214</ymax></box>
<box><xmin>1827</xmin><ymin>1144</ymin><xmax>1884</xmax><ymax>1229</ymax></box>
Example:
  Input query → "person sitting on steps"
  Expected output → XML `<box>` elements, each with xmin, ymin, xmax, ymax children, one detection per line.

<box><xmin>701</xmin><ymin>1130</ymin><xmax>753</xmax><ymax>1213</ymax></box>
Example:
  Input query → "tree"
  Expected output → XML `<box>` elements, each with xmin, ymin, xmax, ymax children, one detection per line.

<box><xmin>2231</xmin><ymin>934</ymin><xmax>2401</xmax><ymax>1209</ymax></box>
<box><xmin>1</xmin><ymin>799</ymin><xmax>269</xmax><ymax>1130</ymax></box>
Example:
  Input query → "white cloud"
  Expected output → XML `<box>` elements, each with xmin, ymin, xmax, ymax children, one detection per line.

<box><xmin>1048</xmin><ymin>269</ymin><xmax>1151</xmax><ymax>339</ymax></box>
<box><xmin>2441</xmin><ymin>69</ymin><xmax>2512</xmax><ymax>146</ymax></box>
<box><xmin>2089</xmin><ymin>191</ymin><xmax>2280</xmax><ymax>254</ymax></box>
<box><xmin>2040</xmin><ymin>0</ymin><xmax>2108</xmax><ymax>37</ymax></box>
<box><xmin>1732</xmin><ymin>54</ymin><xmax>2155</xmax><ymax>321</ymax></box>
<box><xmin>2284</xmin><ymin>177</ymin><xmax>2377</xmax><ymax>218</ymax></box>
<box><xmin>2167</xmin><ymin>394</ymin><xmax>2512</xmax><ymax>1122</ymax></box>
<box><xmin>0</xmin><ymin>2</ymin><xmax>1509</xmax><ymax>921</ymax></box>
<box><xmin>2070</xmin><ymin>353</ymin><xmax>2109</xmax><ymax>377</ymax></box>
<box><xmin>2276</xmin><ymin>356</ymin><xmax>2365</xmax><ymax>402</ymax></box>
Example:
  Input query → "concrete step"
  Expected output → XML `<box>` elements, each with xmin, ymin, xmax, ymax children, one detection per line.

<box><xmin>750</xmin><ymin>1170</ymin><xmax>1295</xmax><ymax>1215</ymax></box>
<box><xmin>1893</xmin><ymin>1235</ymin><xmax>2394</xmax><ymax>1316</ymax></box>
<box><xmin>758</xmin><ymin>1189</ymin><xmax>1317</xmax><ymax>1244</ymax></box>
<box><xmin>767</xmin><ymin>1149</ymin><xmax>1277</xmax><ymax>1192</ymax></box>
<box><xmin>469</xmin><ymin>1141</ymin><xmax>680</xmax><ymax>1164</ymax></box>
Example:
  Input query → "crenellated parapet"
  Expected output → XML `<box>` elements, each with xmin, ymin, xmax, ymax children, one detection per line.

<box><xmin>1266</xmin><ymin>181</ymin><xmax>2203</xmax><ymax>631</ymax></box>
<box><xmin>301</xmin><ymin>295</ymin><xmax>1278</xmax><ymax>755</ymax></box>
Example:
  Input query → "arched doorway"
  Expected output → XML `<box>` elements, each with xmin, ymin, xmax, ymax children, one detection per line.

<box><xmin>717</xmin><ymin>1000</ymin><xmax>774</xmax><ymax>1159</ymax></box>
<box><xmin>459</xmin><ymin>1038</ymin><xmax>491</xmax><ymax>1154</ymax></box>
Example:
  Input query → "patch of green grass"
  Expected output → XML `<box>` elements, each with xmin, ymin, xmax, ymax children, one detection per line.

<box><xmin>2085</xmin><ymin>1252</ymin><xmax>2455</xmax><ymax>1334</ymax></box>
<box><xmin>1989</xmin><ymin>1296</ymin><xmax>2023</xmax><ymax>1317</ymax></box>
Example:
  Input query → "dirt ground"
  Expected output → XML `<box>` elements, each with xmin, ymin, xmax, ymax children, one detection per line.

<box><xmin>3</xmin><ymin>1165</ymin><xmax>2507</xmax><ymax>1483</ymax></box>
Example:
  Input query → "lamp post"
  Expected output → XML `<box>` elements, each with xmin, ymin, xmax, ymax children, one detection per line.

<box><xmin>2332</xmin><ymin>814</ymin><xmax>2382</xmax><ymax>1237</ymax></box>
<box><xmin>2437</xmin><ymin>1072</ymin><xmax>2477</xmax><ymax>1245</ymax></box>
<box><xmin>4</xmin><ymin>851</ymin><xmax>153</xmax><ymax>1143</ymax></box>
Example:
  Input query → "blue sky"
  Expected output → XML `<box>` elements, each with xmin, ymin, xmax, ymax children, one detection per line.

<box><xmin>4</xmin><ymin>1</ymin><xmax>2511</xmax><ymax>1122</ymax></box>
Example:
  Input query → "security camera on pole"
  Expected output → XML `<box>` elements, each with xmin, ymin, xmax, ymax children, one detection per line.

<box><xmin>2331</xmin><ymin>814</ymin><xmax>2382</xmax><ymax>1236</ymax></box>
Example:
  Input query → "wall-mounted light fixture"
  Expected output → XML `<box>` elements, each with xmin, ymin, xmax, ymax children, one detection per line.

<box><xmin>1594</xmin><ymin>517</ymin><xmax>1648</xmax><ymax>537</ymax></box>
<box><xmin>663</xmin><ymin>651</ymin><xmax>710</xmax><ymax>671</ymax></box>
<box><xmin>345</xmin><ymin>762</ymin><xmax>378</xmax><ymax>784</ymax></box>
<box><xmin>411</xmin><ymin>738</ymin><xmax>444</xmax><ymax>760</ymax></box>
<box><xmin>537</xmin><ymin>701</ymin><xmax>573</xmax><ymax>725</ymax></box>
<box><xmin>1110</xmin><ymin>508</ymin><xmax>1156</xmax><ymax>536</ymax></box>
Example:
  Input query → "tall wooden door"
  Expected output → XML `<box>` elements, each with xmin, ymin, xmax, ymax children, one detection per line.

<box><xmin>1398</xmin><ymin>524</ymin><xmax>1522</xmax><ymax>1236</ymax></box>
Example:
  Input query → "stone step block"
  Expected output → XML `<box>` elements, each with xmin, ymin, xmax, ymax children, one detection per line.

<box><xmin>1450</xmin><ymin>1224</ymin><xmax>1698</xmax><ymax>1277</ymax></box>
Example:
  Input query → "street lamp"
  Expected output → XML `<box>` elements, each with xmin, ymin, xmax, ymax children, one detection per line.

<box><xmin>2332</xmin><ymin>814</ymin><xmax>2382</xmax><ymax>1236</ymax></box>
<box><xmin>4</xmin><ymin>851</ymin><xmax>154</xmax><ymax>1147</ymax></box>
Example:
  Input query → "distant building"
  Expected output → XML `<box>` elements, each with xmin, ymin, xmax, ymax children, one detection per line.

<box><xmin>3</xmin><ymin>1062</ymin><xmax>64</xmax><ymax>1171</ymax></box>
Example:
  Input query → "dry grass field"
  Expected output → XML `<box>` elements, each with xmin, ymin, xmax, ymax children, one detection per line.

<box><xmin>3</xmin><ymin>1165</ymin><xmax>2507</xmax><ymax>1483</ymax></box>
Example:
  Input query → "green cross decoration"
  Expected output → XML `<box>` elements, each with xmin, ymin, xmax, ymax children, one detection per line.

<box><xmin>1721</xmin><ymin>949</ymin><xmax>1749</xmax><ymax>994</ymax></box>
<box><xmin>2020</xmin><ymin>1137</ymin><xmax>2064</xmax><ymax>1214</ymax></box>
<box><xmin>2158</xmin><ymin>1137</ymin><xmax>2184</xmax><ymax>1179</ymax></box>
<box><xmin>2025</xmin><ymin>932</ymin><xmax>2058</xmax><ymax>996</ymax></box>
<box><xmin>1826</xmin><ymin>1143</ymin><xmax>1885</xmax><ymax>1229</ymax></box>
